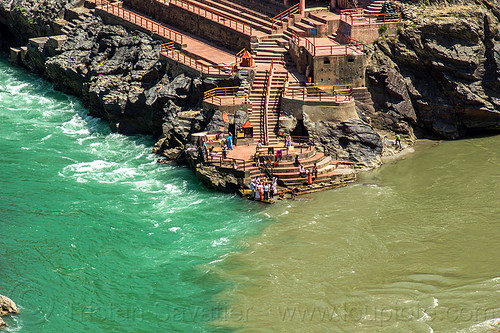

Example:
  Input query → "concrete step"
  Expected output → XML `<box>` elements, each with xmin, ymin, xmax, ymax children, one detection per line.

<box><xmin>272</xmin><ymin>157</ymin><xmax>332</xmax><ymax>175</ymax></box>
<box><xmin>294</xmin><ymin>21</ymin><xmax>315</xmax><ymax>31</ymax></box>
<box><xmin>308</xmin><ymin>12</ymin><xmax>329</xmax><ymax>24</ymax></box>
<box><xmin>304</xmin><ymin>17</ymin><xmax>325</xmax><ymax>27</ymax></box>
<box><xmin>231</xmin><ymin>0</ymin><xmax>288</xmax><ymax>17</ymax></box>
<box><xmin>288</xmin><ymin>25</ymin><xmax>307</xmax><ymax>37</ymax></box>
<box><xmin>277</xmin><ymin>171</ymin><xmax>341</xmax><ymax>186</ymax></box>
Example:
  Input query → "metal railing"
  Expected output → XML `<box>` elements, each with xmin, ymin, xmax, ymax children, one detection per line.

<box><xmin>340</xmin><ymin>9</ymin><xmax>402</xmax><ymax>26</ymax></box>
<box><xmin>340</xmin><ymin>8</ymin><xmax>365</xmax><ymax>16</ymax></box>
<box><xmin>271</xmin><ymin>3</ymin><xmax>300</xmax><ymax>31</ymax></box>
<box><xmin>235</xmin><ymin>48</ymin><xmax>247</xmax><ymax>64</ymax></box>
<box><xmin>168</xmin><ymin>0</ymin><xmax>252</xmax><ymax>35</ymax></box>
<box><xmin>205</xmin><ymin>155</ymin><xmax>247</xmax><ymax>171</ymax></box>
<box><xmin>97</xmin><ymin>0</ymin><xmax>184</xmax><ymax>44</ymax></box>
<box><xmin>289</xmin><ymin>31</ymin><xmax>365</xmax><ymax>56</ymax></box>
<box><xmin>203</xmin><ymin>86</ymin><xmax>249</xmax><ymax>105</ymax></box>
<box><xmin>161</xmin><ymin>42</ymin><xmax>234</xmax><ymax>75</ymax></box>
<box><xmin>263</xmin><ymin>59</ymin><xmax>275</xmax><ymax>146</ymax></box>
<box><xmin>283</xmin><ymin>84</ymin><xmax>354</xmax><ymax>102</ymax></box>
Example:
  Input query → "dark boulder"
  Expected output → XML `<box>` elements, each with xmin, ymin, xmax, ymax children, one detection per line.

<box><xmin>305</xmin><ymin>116</ymin><xmax>383</xmax><ymax>167</ymax></box>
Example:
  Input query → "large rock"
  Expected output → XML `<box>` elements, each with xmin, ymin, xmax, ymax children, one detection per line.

<box><xmin>367</xmin><ymin>2</ymin><xmax>500</xmax><ymax>139</ymax></box>
<box><xmin>0</xmin><ymin>294</ymin><xmax>19</xmax><ymax>317</ymax></box>
<box><xmin>305</xmin><ymin>116</ymin><xmax>383</xmax><ymax>168</ymax></box>
<box><xmin>194</xmin><ymin>164</ymin><xmax>242</xmax><ymax>192</ymax></box>
<box><xmin>234</xmin><ymin>110</ymin><xmax>248</xmax><ymax>133</ymax></box>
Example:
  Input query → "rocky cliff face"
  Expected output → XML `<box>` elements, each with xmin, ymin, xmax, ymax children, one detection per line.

<box><xmin>367</xmin><ymin>0</ymin><xmax>500</xmax><ymax>139</ymax></box>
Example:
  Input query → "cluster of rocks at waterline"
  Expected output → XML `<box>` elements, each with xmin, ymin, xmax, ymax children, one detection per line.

<box><xmin>0</xmin><ymin>294</ymin><xmax>19</xmax><ymax>328</ymax></box>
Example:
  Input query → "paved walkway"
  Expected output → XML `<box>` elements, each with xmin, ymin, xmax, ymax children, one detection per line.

<box><xmin>166</xmin><ymin>24</ymin><xmax>236</xmax><ymax>65</ymax></box>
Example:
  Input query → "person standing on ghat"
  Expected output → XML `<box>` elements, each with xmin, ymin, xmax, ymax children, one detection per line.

<box><xmin>227</xmin><ymin>132</ymin><xmax>233</xmax><ymax>150</ymax></box>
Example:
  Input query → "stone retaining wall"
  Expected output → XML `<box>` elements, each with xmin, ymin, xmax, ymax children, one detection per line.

<box><xmin>281</xmin><ymin>98</ymin><xmax>358</xmax><ymax>123</ymax></box>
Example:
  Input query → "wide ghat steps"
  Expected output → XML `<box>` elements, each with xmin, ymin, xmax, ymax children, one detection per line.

<box><xmin>194</xmin><ymin>0</ymin><xmax>279</xmax><ymax>33</ymax></box>
<box><xmin>231</xmin><ymin>0</ymin><xmax>290</xmax><ymax>17</ymax></box>
<box><xmin>257</xmin><ymin>148</ymin><xmax>350</xmax><ymax>187</ymax></box>
<box><xmin>365</xmin><ymin>0</ymin><xmax>386</xmax><ymax>14</ymax></box>
<box><xmin>169</xmin><ymin>0</ymin><xmax>272</xmax><ymax>35</ymax></box>
<box><xmin>57</xmin><ymin>6</ymin><xmax>94</xmax><ymax>35</ymax></box>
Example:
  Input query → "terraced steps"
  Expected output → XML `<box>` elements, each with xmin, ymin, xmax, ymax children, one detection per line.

<box><xmin>195</xmin><ymin>0</ymin><xmax>279</xmax><ymax>33</ymax></box>
<box><xmin>231</xmin><ymin>0</ymin><xmax>290</xmax><ymax>17</ymax></box>
<box><xmin>168</xmin><ymin>0</ymin><xmax>271</xmax><ymax>36</ymax></box>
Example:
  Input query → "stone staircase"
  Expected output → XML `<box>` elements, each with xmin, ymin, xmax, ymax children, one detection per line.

<box><xmin>248</xmin><ymin>146</ymin><xmax>354</xmax><ymax>188</ymax></box>
<box><xmin>248</xmin><ymin>37</ymin><xmax>294</xmax><ymax>146</ymax></box>
<box><xmin>232</xmin><ymin>0</ymin><xmax>290</xmax><ymax>17</ymax></box>
<box><xmin>352</xmin><ymin>87</ymin><xmax>374</xmax><ymax>106</ymax></box>
<box><xmin>54</xmin><ymin>5</ymin><xmax>94</xmax><ymax>35</ymax></box>
<box><xmin>253</xmin><ymin>38</ymin><xmax>286</xmax><ymax>64</ymax></box>
<box><xmin>247</xmin><ymin>68</ymin><xmax>284</xmax><ymax>146</ymax></box>
<box><xmin>265</xmin><ymin>69</ymin><xmax>287</xmax><ymax>145</ymax></box>
<box><xmin>364</xmin><ymin>0</ymin><xmax>386</xmax><ymax>15</ymax></box>
<box><xmin>176</xmin><ymin>111</ymin><xmax>199</xmax><ymax>138</ymax></box>
<box><xmin>248</xmin><ymin>70</ymin><xmax>268</xmax><ymax>144</ymax></box>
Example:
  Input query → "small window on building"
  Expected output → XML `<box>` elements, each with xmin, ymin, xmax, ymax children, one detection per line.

<box><xmin>323</xmin><ymin>58</ymin><xmax>330</xmax><ymax>64</ymax></box>
<box><xmin>348</xmin><ymin>58</ymin><xmax>354</xmax><ymax>63</ymax></box>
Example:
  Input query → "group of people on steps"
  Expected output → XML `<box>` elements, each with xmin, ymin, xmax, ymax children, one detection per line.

<box><xmin>250</xmin><ymin>177</ymin><xmax>278</xmax><ymax>201</ymax></box>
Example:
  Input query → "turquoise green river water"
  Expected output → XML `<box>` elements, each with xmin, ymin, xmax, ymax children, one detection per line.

<box><xmin>0</xmin><ymin>57</ymin><xmax>499</xmax><ymax>332</ymax></box>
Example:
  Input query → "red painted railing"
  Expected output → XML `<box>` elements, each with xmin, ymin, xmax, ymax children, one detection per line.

<box><xmin>283</xmin><ymin>84</ymin><xmax>353</xmax><ymax>102</ymax></box>
<box><xmin>203</xmin><ymin>86</ymin><xmax>249</xmax><ymax>105</ymax></box>
<box><xmin>97</xmin><ymin>0</ymin><xmax>184</xmax><ymax>44</ymax></box>
<box><xmin>205</xmin><ymin>155</ymin><xmax>248</xmax><ymax>171</ymax></box>
<box><xmin>340</xmin><ymin>8</ymin><xmax>365</xmax><ymax>16</ymax></box>
<box><xmin>161</xmin><ymin>43</ymin><xmax>233</xmax><ymax>75</ymax></box>
<box><xmin>289</xmin><ymin>31</ymin><xmax>365</xmax><ymax>56</ymax></box>
<box><xmin>262</xmin><ymin>59</ymin><xmax>274</xmax><ymax>145</ymax></box>
<box><xmin>167</xmin><ymin>0</ymin><xmax>252</xmax><ymax>35</ymax></box>
<box><xmin>340</xmin><ymin>9</ymin><xmax>402</xmax><ymax>26</ymax></box>
<box><xmin>271</xmin><ymin>3</ymin><xmax>300</xmax><ymax>31</ymax></box>
<box><xmin>235</xmin><ymin>48</ymin><xmax>247</xmax><ymax>65</ymax></box>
